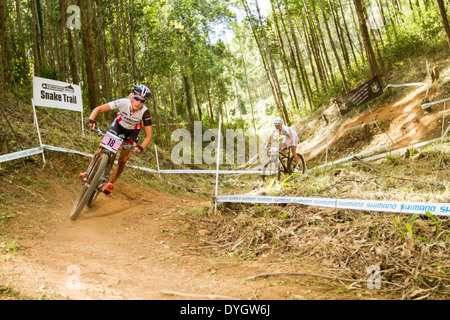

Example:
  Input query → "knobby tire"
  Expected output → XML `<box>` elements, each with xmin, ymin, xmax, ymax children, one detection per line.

<box><xmin>288</xmin><ymin>153</ymin><xmax>306</xmax><ymax>174</ymax></box>
<box><xmin>70</xmin><ymin>153</ymin><xmax>109</xmax><ymax>220</ymax></box>
<box><xmin>262</xmin><ymin>158</ymin><xmax>281</xmax><ymax>182</ymax></box>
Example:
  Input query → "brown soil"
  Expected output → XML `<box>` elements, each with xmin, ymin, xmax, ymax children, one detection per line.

<box><xmin>305</xmin><ymin>83</ymin><xmax>448</xmax><ymax>163</ymax></box>
<box><xmin>0</xmin><ymin>175</ymin><xmax>392</xmax><ymax>300</ymax></box>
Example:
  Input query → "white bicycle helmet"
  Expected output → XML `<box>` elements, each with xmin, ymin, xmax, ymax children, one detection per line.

<box><xmin>131</xmin><ymin>84</ymin><xmax>151</xmax><ymax>99</ymax></box>
<box><xmin>273</xmin><ymin>117</ymin><xmax>283</xmax><ymax>126</ymax></box>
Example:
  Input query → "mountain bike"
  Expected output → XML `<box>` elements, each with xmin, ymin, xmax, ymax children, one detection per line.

<box><xmin>69</xmin><ymin>127</ymin><xmax>134</xmax><ymax>220</ymax></box>
<box><xmin>261</xmin><ymin>146</ymin><xmax>306</xmax><ymax>182</ymax></box>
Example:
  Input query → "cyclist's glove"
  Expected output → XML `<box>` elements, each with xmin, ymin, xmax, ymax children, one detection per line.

<box><xmin>88</xmin><ymin>119</ymin><xmax>97</xmax><ymax>129</ymax></box>
<box><xmin>136</xmin><ymin>145</ymin><xmax>144</xmax><ymax>153</ymax></box>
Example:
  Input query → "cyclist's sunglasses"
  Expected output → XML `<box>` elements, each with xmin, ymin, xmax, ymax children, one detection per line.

<box><xmin>132</xmin><ymin>95</ymin><xmax>146</xmax><ymax>103</ymax></box>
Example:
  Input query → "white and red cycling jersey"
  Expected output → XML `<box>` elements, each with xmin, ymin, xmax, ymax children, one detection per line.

<box><xmin>108</xmin><ymin>98</ymin><xmax>152</xmax><ymax>130</ymax></box>
<box><xmin>272</xmin><ymin>125</ymin><xmax>299</xmax><ymax>147</ymax></box>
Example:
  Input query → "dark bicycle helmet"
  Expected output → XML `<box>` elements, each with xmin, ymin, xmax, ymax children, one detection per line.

<box><xmin>131</xmin><ymin>84</ymin><xmax>151</xmax><ymax>99</ymax></box>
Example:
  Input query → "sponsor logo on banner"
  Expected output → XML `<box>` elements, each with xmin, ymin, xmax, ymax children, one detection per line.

<box><xmin>33</xmin><ymin>76</ymin><xmax>83</xmax><ymax>112</ymax></box>
<box><xmin>336</xmin><ymin>75</ymin><xmax>383</xmax><ymax>116</ymax></box>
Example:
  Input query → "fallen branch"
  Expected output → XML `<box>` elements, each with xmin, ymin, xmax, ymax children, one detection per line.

<box><xmin>245</xmin><ymin>272</ymin><xmax>406</xmax><ymax>289</ymax></box>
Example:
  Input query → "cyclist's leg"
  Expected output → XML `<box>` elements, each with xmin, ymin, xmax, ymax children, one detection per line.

<box><xmin>109</xmin><ymin>149</ymin><xmax>133</xmax><ymax>184</ymax></box>
<box><xmin>108</xmin><ymin>128</ymin><xmax>139</xmax><ymax>184</ymax></box>
<box><xmin>291</xmin><ymin>146</ymin><xmax>299</xmax><ymax>166</ymax></box>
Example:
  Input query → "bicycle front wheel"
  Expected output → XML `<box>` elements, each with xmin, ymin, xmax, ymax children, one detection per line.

<box><xmin>288</xmin><ymin>152</ymin><xmax>306</xmax><ymax>174</ymax></box>
<box><xmin>262</xmin><ymin>158</ymin><xmax>281</xmax><ymax>182</ymax></box>
<box><xmin>70</xmin><ymin>153</ymin><xmax>109</xmax><ymax>220</ymax></box>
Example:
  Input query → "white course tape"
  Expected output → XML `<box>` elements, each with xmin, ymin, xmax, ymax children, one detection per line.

<box><xmin>307</xmin><ymin>143</ymin><xmax>389</xmax><ymax>172</ymax></box>
<box><xmin>40</xmin><ymin>144</ymin><xmax>262</xmax><ymax>174</ymax></box>
<box><xmin>421</xmin><ymin>97</ymin><xmax>450</xmax><ymax>109</ymax></box>
<box><xmin>0</xmin><ymin>147</ymin><xmax>43</xmax><ymax>163</ymax></box>
<box><xmin>42</xmin><ymin>145</ymin><xmax>93</xmax><ymax>158</ymax></box>
<box><xmin>347</xmin><ymin>135</ymin><xmax>446</xmax><ymax>165</ymax></box>
<box><xmin>216</xmin><ymin>195</ymin><xmax>450</xmax><ymax>217</ymax></box>
<box><xmin>383</xmin><ymin>82</ymin><xmax>427</xmax><ymax>91</ymax></box>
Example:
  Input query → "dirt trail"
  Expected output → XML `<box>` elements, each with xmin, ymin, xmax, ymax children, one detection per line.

<box><xmin>306</xmin><ymin>85</ymin><xmax>445</xmax><ymax>161</ymax></box>
<box><xmin>3</xmin><ymin>180</ymin><xmax>344</xmax><ymax>300</ymax></box>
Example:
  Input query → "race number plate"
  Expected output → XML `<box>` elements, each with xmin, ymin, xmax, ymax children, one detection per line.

<box><xmin>100</xmin><ymin>131</ymin><xmax>123</xmax><ymax>153</ymax></box>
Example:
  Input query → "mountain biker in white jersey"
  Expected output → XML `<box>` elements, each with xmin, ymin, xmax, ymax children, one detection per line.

<box><xmin>265</xmin><ymin>117</ymin><xmax>301</xmax><ymax>171</ymax></box>
<box><xmin>80</xmin><ymin>84</ymin><xmax>153</xmax><ymax>194</ymax></box>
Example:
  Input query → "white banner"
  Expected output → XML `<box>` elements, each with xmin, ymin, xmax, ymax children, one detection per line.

<box><xmin>33</xmin><ymin>76</ymin><xmax>83</xmax><ymax>112</ymax></box>
<box><xmin>216</xmin><ymin>195</ymin><xmax>450</xmax><ymax>217</ymax></box>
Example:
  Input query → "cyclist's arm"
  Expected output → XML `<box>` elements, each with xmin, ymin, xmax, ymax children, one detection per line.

<box><xmin>285</xmin><ymin>132</ymin><xmax>293</xmax><ymax>147</ymax></box>
<box><xmin>88</xmin><ymin>103</ymin><xmax>112</xmax><ymax>128</ymax></box>
<box><xmin>134</xmin><ymin>125</ymin><xmax>152</xmax><ymax>153</ymax></box>
<box><xmin>265</xmin><ymin>135</ymin><xmax>272</xmax><ymax>148</ymax></box>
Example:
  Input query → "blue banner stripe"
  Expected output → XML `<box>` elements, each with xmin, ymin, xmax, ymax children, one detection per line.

<box><xmin>216</xmin><ymin>196</ymin><xmax>450</xmax><ymax>217</ymax></box>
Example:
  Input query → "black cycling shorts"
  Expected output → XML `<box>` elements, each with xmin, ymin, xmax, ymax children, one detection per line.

<box><xmin>108</xmin><ymin>119</ymin><xmax>140</xmax><ymax>145</ymax></box>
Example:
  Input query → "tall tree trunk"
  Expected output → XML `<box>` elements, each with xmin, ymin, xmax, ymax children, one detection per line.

<box><xmin>67</xmin><ymin>29</ymin><xmax>79</xmax><ymax>84</ymax></box>
<box><xmin>59</xmin><ymin>0</ymin><xmax>67</xmax><ymax>82</ymax></box>
<box><xmin>276</xmin><ymin>1</ymin><xmax>309</xmax><ymax>108</ymax></box>
<box><xmin>191</xmin><ymin>72</ymin><xmax>202</xmax><ymax>121</ymax></box>
<box><xmin>95</xmin><ymin>0</ymin><xmax>110</xmax><ymax>103</ymax></box>
<box><xmin>150</xmin><ymin>81</ymin><xmax>161</xmax><ymax>142</ymax></box>
<box><xmin>310</xmin><ymin>2</ymin><xmax>335</xmax><ymax>87</ymax></box>
<box><xmin>0</xmin><ymin>0</ymin><xmax>13</xmax><ymax>83</ymax></box>
<box><xmin>30</xmin><ymin>0</ymin><xmax>42</xmax><ymax>76</ymax></box>
<box><xmin>327</xmin><ymin>0</ymin><xmax>351</xmax><ymax>69</ymax></box>
<box><xmin>254</xmin><ymin>0</ymin><xmax>290</xmax><ymax>123</ymax></box>
<box><xmin>240</xmin><ymin>46</ymin><xmax>257</xmax><ymax>135</ymax></box>
<box><xmin>318</xmin><ymin>0</ymin><xmax>349</xmax><ymax>93</ymax></box>
<box><xmin>283</xmin><ymin>0</ymin><xmax>313</xmax><ymax>110</ymax></box>
<box><xmin>271</xmin><ymin>0</ymin><xmax>299</xmax><ymax>110</ymax></box>
<box><xmin>78</xmin><ymin>0</ymin><xmax>100</xmax><ymax>110</ymax></box>
<box><xmin>241</xmin><ymin>0</ymin><xmax>283</xmax><ymax>117</ymax></box>
<box><xmin>205</xmin><ymin>79</ymin><xmax>214</xmax><ymax>123</ymax></box>
<box><xmin>338</xmin><ymin>0</ymin><xmax>359</xmax><ymax>67</ymax></box>
<box><xmin>353</xmin><ymin>0</ymin><xmax>380</xmax><ymax>77</ymax></box>
<box><xmin>182</xmin><ymin>71</ymin><xmax>194</xmax><ymax>127</ymax></box>
<box><xmin>115</xmin><ymin>0</ymin><xmax>122</xmax><ymax>96</ymax></box>
<box><xmin>436</xmin><ymin>0</ymin><xmax>450</xmax><ymax>48</ymax></box>
<box><xmin>168</xmin><ymin>73</ymin><xmax>180</xmax><ymax>129</ymax></box>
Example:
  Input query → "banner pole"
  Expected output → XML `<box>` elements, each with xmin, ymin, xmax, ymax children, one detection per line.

<box><xmin>155</xmin><ymin>144</ymin><xmax>160</xmax><ymax>179</ymax></box>
<box><xmin>31</xmin><ymin>99</ymin><xmax>46</xmax><ymax>164</ymax></box>
<box><xmin>214</xmin><ymin>115</ymin><xmax>222</xmax><ymax>215</ymax></box>
<box><xmin>81</xmin><ymin>109</ymin><xmax>85</xmax><ymax>137</ymax></box>
<box><xmin>442</xmin><ymin>102</ymin><xmax>446</xmax><ymax>138</ymax></box>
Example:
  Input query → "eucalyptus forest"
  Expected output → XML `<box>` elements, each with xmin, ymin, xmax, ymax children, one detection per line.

<box><xmin>1</xmin><ymin>0</ymin><xmax>449</xmax><ymax>142</ymax></box>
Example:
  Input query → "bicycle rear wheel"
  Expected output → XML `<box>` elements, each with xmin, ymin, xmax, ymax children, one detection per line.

<box><xmin>288</xmin><ymin>152</ymin><xmax>306</xmax><ymax>174</ymax></box>
<box><xmin>262</xmin><ymin>158</ymin><xmax>281</xmax><ymax>182</ymax></box>
<box><xmin>70</xmin><ymin>153</ymin><xmax>109</xmax><ymax>220</ymax></box>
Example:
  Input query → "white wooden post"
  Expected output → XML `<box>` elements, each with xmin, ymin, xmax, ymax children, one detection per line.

<box><xmin>214</xmin><ymin>115</ymin><xmax>222</xmax><ymax>215</ymax></box>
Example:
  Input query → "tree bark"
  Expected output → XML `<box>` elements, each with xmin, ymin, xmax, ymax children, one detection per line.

<box><xmin>436</xmin><ymin>0</ymin><xmax>450</xmax><ymax>48</ymax></box>
<box><xmin>353</xmin><ymin>0</ymin><xmax>380</xmax><ymax>77</ymax></box>
<box><xmin>254</xmin><ymin>0</ymin><xmax>290</xmax><ymax>123</ymax></box>
<box><xmin>0</xmin><ymin>0</ymin><xmax>13</xmax><ymax>83</ymax></box>
<box><xmin>59</xmin><ymin>0</ymin><xmax>67</xmax><ymax>82</ymax></box>
<box><xmin>78</xmin><ymin>0</ymin><xmax>100</xmax><ymax>110</ymax></box>
<box><xmin>318</xmin><ymin>0</ymin><xmax>349</xmax><ymax>92</ymax></box>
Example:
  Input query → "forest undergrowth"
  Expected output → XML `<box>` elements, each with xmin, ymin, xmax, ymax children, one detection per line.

<box><xmin>185</xmin><ymin>141</ymin><xmax>450</xmax><ymax>300</ymax></box>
